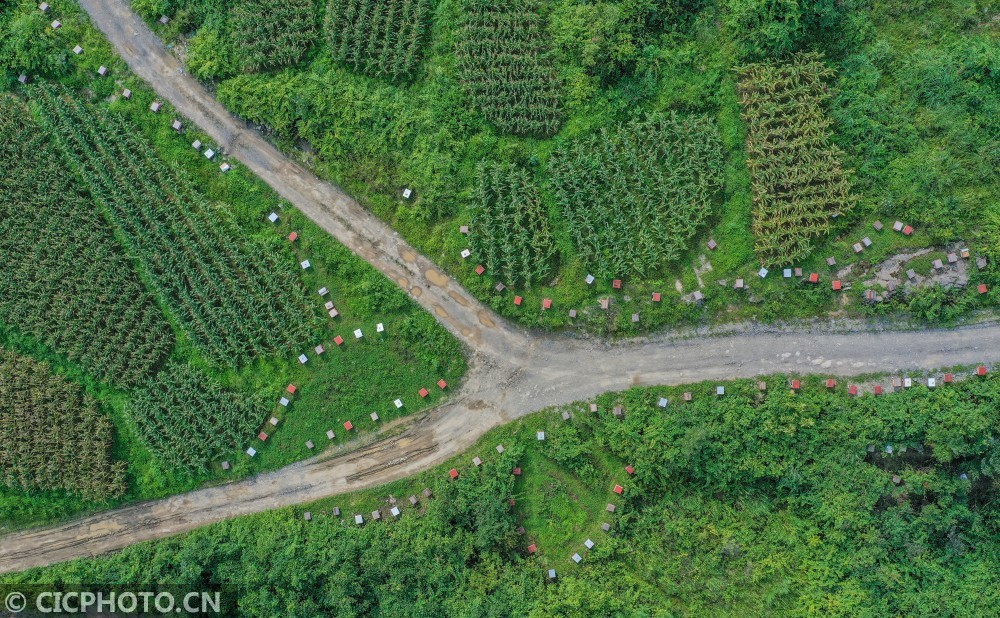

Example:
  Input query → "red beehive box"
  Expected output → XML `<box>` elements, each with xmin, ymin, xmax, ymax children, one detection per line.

<box><xmin>437</xmin><ymin>379</ymin><xmax>447</xmax><ymax>389</ymax></box>
<box><xmin>652</xmin><ymin>292</ymin><xmax>661</xmax><ymax>302</ymax></box>
<box><xmin>979</xmin><ymin>284</ymin><xmax>989</xmax><ymax>294</ymax></box>
<box><xmin>944</xmin><ymin>374</ymin><xmax>954</xmax><ymax>383</ymax></box>
<box><xmin>287</xmin><ymin>384</ymin><xmax>297</xmax><ymax>394</ymax></box>
<box><xmin>874</xmin><ymin>385</ymin><xmax>883</xmax><ymax>395</ymax></box>
<box><xmin>542</xmin><ymin>298</ymin><xmax>552</xmax><ymax>309</ymax></box>
<box><xmin>977</xmin><ymin>366</ymin><xmax>988</xmax><ymax>376</ymax></box>
<box><xmin>612</xmin><ymin>279</ymin><xmax>622</xmax><ymax>289</ymax></box>
<box><xmin>513</xmin><ymin>296</ymin><xmax>523</xmax><ymax>306</ymax></box>
<box><xmin>832</xmin><ymin>280</ymin><xmax>842</xmax><ymax>291</ymax></box>
<box><xmin>258</xmin><ymin>432</ymin><xmax>268</xmax><ymax>442</ymax></box>
<box><xmin>512</xmin><ymin>467</ymin><xmax>522</xmax><ymax>476</ymax></box>
<box><xmin>613</xmin><ymin>484</ymin><xmax>624</xmax><ymax>495</ymax></box>
<box><xmin>334</xmin><ymin>335</ymin><xmax>344</xmax><ymax>346</ymax></box>
<box><xmin>809</xmin><ymin>273</ymin><xmax>819</xmax><ymax>284</ymax></box>
<box><xmin>344</xmin><ymin>421</ymin><xmax>353</xmax><ymax>431</ymax></box>
<box><xmin>288</xmin><ymin>231</ymin><xmax>298</xmax><ymax>242</ymax></box>
<box><xmin>625</xmin><ymin>465</ymin><xmax>635</xmax><ymax>475</ymax></box>
<box><xmin>419</xmin><ymin>388</ymin><xmax>429</xmax><ymax>398</ymax></box>
<box><xmin>849</xmin><ymin>385</ymin><xmax>858</xmax><ymax>396</ymax></box>
<box><xmin>528</xmin><ymin>544</ymin><xmax>537</xmax><ymax>554</ymax></box>
<box><xmin>902</xmin><ymin>225</ymin><xmax>913</xmax><ymax>236</ymax></box>
<box><xmin>449</xmin><ymin>468</ymin><xmax>459</xmax><ymax>479</ymax></box>
<box><xmin>791</xmin><ymin>379</ymin><xmax>801</xmax><ymax>390</ymax></box>
<box><xmin>475</xmin><ymin>264</ymin><xmax>485</xmax><ymax>276</ymax></box>
<box><xmin>826</xmin><ymin>379</ymin><xmax>836</xmax><ymax>389</ymax></box>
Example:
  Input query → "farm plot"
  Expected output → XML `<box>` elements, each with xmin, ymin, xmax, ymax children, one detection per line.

<box><xmin>126</xmin><ymin>362</ymin><xmax>266</xmax><ymax>473</ymax></box>
<box><xmin>548</xmin><ymin>113</ymin><xmax>724</xmax><ymax>278</ymax></box>
<box><xmin>0</xmin><ymin>96</ymin><xmax>172</xmax><ymax>387</ymax></box>
<box><xmin>0</xmin><ymin>349</ymin><xmax>126</xmax><ymax>500</ymax></box>
<box><xmin>455</xmin><ymin>0</ymin><xmax>564</xmax><ymax>137</ymax></box>
<box><xmin>737</xmin><ymin>53</ymin><xmax>857</xmax><ymax>267</ymax></box>
<box><xmin>469</xmin><ymin>161</ymin><xmax>556</xmax><ymax>288</ymax></box>
<box><xmin>29</xmin><ymin>84</ymin><xmax>320</xmax><ymax>369</ymax></box>
<box><xmin>231</xmin><ymin>0</ymin><xmax>319</xmax><ymax>73</ymax></box>
<box><xmin>326</xmin><ymin>0</ymin><xmax>433</xmax><ymax>81</ymax></box>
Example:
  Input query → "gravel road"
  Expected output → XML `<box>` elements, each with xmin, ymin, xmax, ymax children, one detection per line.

<box><xmin>2</xmin><ymin>0</ymin><xmax>997</xmax><ymax>575</ymax></box>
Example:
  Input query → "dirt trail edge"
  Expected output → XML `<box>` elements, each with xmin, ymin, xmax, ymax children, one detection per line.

<box><xmin>3</xmin><ymin>0</ymin><xmax>998</xmax><ymax>575</ymax></box>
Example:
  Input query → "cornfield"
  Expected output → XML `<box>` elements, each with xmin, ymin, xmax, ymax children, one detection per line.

<box><xmin>231</xmin><ymin>0</ymin><xmax>319</xmax><ymax>73</ymax></box>
<box><xmin>455</xmin><ymin>0</ymin><xmax>564</xmax><ymax>137</ymax></box>
<box><xmin>737</xmin><ymin>53</ymin><xmax>857</xmax><ymax>266</ymax></box>
<box><xmin>126</xmin><ymin>363</ymin><xmax>266</xmax><ymax>473</ymax></box>
<box><xmin>0</xmin><ymin>349</ymin><xmax>127</xmax><ymax>500</ymax></box>
<box><xmin>29</xmin><ymin>85</ymin><xmax>320</xmax><ymax>369</ymax></box>
<box><xmin>0</xmin><ymin>96</ymin><xmax>172</xmax><ymax>387</ymax></box>
<box><xmin>469</xmin><ymin>161</ymin><xmax>555</xmax><ymax>288</ymax></box>
<box><xmin>548</xmin><ymin>113</ymin><xmax>724</xmax><ymax>278</ymax></box>
<box><xmin>326</xmin><ymin>0</ymin><xmax>432</xmax><ymax>81</ymax></box>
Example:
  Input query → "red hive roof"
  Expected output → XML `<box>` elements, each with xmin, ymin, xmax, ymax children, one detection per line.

<box><xmin>977</xmin><ymin>366</ymin><xmax>988</xmax><ymax>376</ymax></box>
<box><xmin>334</xmin><ymin>335</ymin><xmax>344</xmax><ymax>346</ymax></box>
<box><xmin>849</xmin><ymin>385</ymin><xmax>858</xmax><ymax>396</ymax></box>
<box><xmin>512</xmin><ymin>467</ymin><xmax>522</xmax><ymax>476</ymax></box>
<box><xmin>979</xmin><ymin>284</ymin><xmax>989</xmax><ymax>294</ymax></box>
<box><xmin>791</xmin><ymin>379</ymin><xmax>801</xmax><ymax>390</ymax></box>
<box><xmin>874</xmin><ymin>385</ymin><xmax>883</xmax><ymax>395</ymax></box>
<box><xmin>419</xmin><ymin>388</ymin><xmax>429</xmax><ymax>398</ymax></box>
<box><xmin>944</xmin><ymin>374</ymin><xmax>953</xmax><ymax>383</ymax></box>
<box><xmin>826</xmin><ymin>379</ymin><xmax>836</xmax><ymax>388</ymax></box>
<box><xmin>437</xmin><ymin>379</ymin><xmax>448</xmax><ymax>389</ymax></box>
<box><xmin>288</xmin><ymin>232</ymin><xmax>298</xmax><ymax>242</ymax></box>
<box><xmin>475</xmin><ymin>265</ymin><xmax>485</xmax><ymax>276</ymax></box>
<box><xmin>258</xmin><ymin>432</ymin><xmax>268</xmax><ymax>441</ymax></box>
<box><xmin>528</xmin><ymin>544</ymin><xmax>537</xmax><ymax>554</ymax></box>
<box><xmin>652</xmin><ymin>292</ymin><xmax>661</xmax><ymax>302</ymax></box>
<box><xmin>513</xmin><ymin>296</ymin><xmax>523</xmax><ymax>306</ymax></box>
<box><xmin>343</xmin><ymin>421</ymin><xmax>353</xmax><ymax>431</ymax></box>
<box><xmin>287</xmin><ymin>384</ymin><xmax>297</xmax><ymax>394</ymax></box>
<box><xmin>809</xmin><ymin>273</ymin><xmax>819</xmax><ymax>283</ymax></box>
<box><xmin>832</xmin><ymin>280</ymin><xmax>842</xmax><ymax>291</ymax></box>
<box><xmin>625</xmin><ymin>465</ymin><xmax>635</xmax><ymax>475</ymax></box>
<box><xmin>613</xmin><ymin>484</ymin><xmax>623</xmax><ymax>495</ymax></box>
<box><xmin>542</xmin><ymin>298</ymin><xmax>552</xmax><ymax>309</ymax></box>
<box><xmin>612</xmin><ymin>279</ymin><xmax>622</xmax><ymax>289</ymax></box>
<box><xmin>449</xmin><ymin>468</ymin><xmax>459</xmax><ymax>479</ymax></box>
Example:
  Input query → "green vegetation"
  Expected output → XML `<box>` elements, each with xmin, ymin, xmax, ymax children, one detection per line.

<box><xmin>127</xmin><ymin>363</ymin><xmax>266</xmax><ymax>473</ymax></box>
<box><xmin>231</xmin><ymin>0</ymin><xmax>318</xmax><ymax>73</ymax></box>
<box><xmin>469</xmin><ymin>161</ymin><xmax>555</xmax><ymax>287</ymax></box>
<box><xmin>30</xmin><ymin>83</ymin><xmax>320</xmax><ymax>369</ymax></box>
<box><xmin>11</xmin><ymin>373</ymin><xmax>1000</xmax><ymax>615</ymax></box>
<box><xmin>326</xmin><ymin>0</ymin><xmax>433</xmax><ymax>82</ymax></box>
<box><xmin>0</xmin><ymin>1</ymin><xmax>467</xmax><ymax>529</ymax></box>
<box><xmin>136</xmin><ymin>0</ymin><xmax>999</xmax><ymax>332</ymax></box>
<box><xmin>0</xmin><ymin>349</ymin><xmax>125</xmax><ymax>501</ymax></box>
<box><xmin>455</xmin><ymin>0</ymin><xmax>564</xmax><ymax>136</ymax></box>
<box><xmin>549</xmin><ymin>113</ymin><xmax>724</xmax><ymax>277</ymax></box>
<box><xmin>738</xmin><ymin>53</ymin><xmax>856</xmax><ymax>266</ymax></box>
<box><xmin>0</xmin><ymin>96</ymin><xmax>172</xmax><ymax>387</ymax></box>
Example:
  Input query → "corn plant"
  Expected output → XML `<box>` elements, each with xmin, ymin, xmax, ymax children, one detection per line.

<box><xmin>0</xmin><ymin>96</ymin><xmax>172</xmax><ymax>387</ymax></box>
<box><xmin>548</xmin><ymin>113</ymin><xmax>724</xmax><ymax>278</ymax></box>
<box><xmin>126</xmin><ymin>362</ymin><xmax>267</xmax><ymax>473</ymax></box>
<box><xmin>0</xmin><ymin>349</ymin><xmax>127</xmax><ymax>500</ymax></box>
<box><xmin>231</xmin><ymin>0</ymin><xmax>319</xmax><ymax>73</ymax></box>
<box><xmin>469</xmin><ymin>161</ymin><xmax>556</xmax><ymax>288</ymax></box>
<box><xmin>736</xmin><ymin>52</ymin><xmax>857</xmax><ymax>266</ymax></box>
<box><xmin>455</xmin><ymin>0</ymin><xmax>564</xmax><ymax>137</ymax></box>
<box><xmin>326</xmin><ymin>0</ymin><xmax>433</xmax><ymax>82</ymax></box>
<box><xmin>29</xmin><ymin>84</ymin><xmax>321</xmax><ymax>369</ymax></box>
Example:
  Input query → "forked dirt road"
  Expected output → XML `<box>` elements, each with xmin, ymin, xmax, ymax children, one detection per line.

<box><xmin>2</xmin><ymin>0</ymin><xmax>999</xmax><ymax>574</ymax></box>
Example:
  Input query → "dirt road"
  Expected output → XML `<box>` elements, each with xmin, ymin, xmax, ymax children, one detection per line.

<box><xmin>2</xmin><ymin>0</ymin><xmax>998</xmax><ymax>574</ymax></box>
